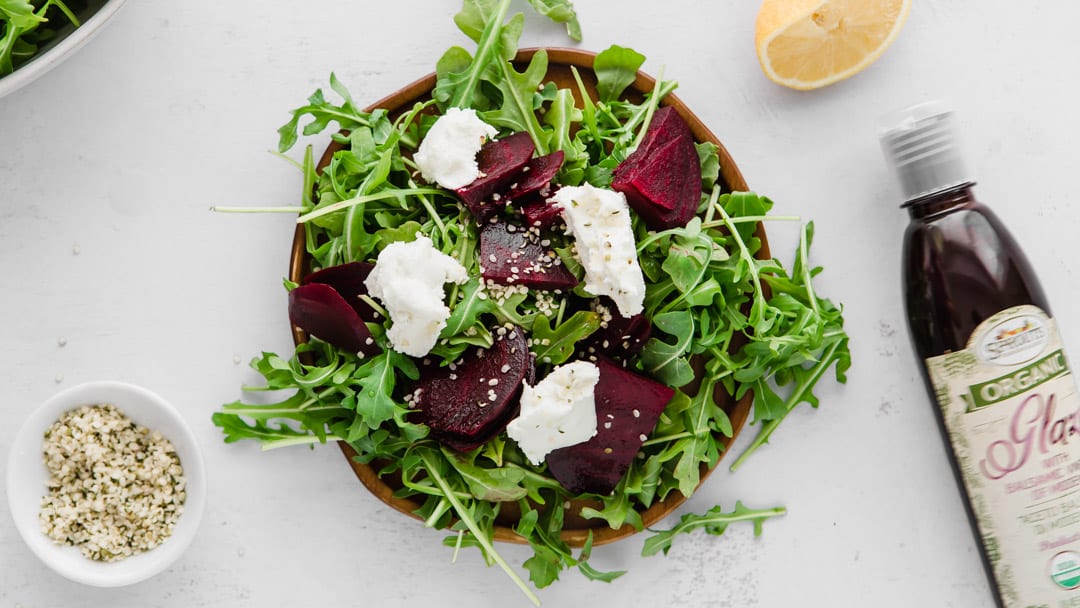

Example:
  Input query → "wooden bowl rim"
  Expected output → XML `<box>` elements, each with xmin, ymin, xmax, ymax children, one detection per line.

<box><xmin>288</xmin><ymin>46</ymin><xmax>764</xmax><ymax>547</ymax></box>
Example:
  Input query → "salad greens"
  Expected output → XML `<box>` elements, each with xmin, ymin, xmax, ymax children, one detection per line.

<box><xmin>640</xmin><ymin>501</ymin><xmax>788</xmax><ymax>557</ymax></box>
<box><xmin>212</xmin><ymin>0</ymin><xmax>850</xmax><ymax>603</ymax></box>
<box><xmin>0</xmin><ymin>0</ymin><xmax>80</xmax><ymax>76</ymax></box>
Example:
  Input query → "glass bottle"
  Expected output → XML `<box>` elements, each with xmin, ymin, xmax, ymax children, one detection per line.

<box><xmin>882</xmin><ymin>103</ymin><xmax>1080</xmax><ymax>608</ymax></box>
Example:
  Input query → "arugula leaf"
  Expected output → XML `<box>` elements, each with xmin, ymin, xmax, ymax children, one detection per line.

<box><xmin>442</xmin><ymin>276</ymin><xmax>497</xmax><ymax>338</ymax></box>
<box><xmin>574</xmin><ymin>532</ymin><xmax>626</xmax><ymax>582</ymax></box>
<box><xmin>453</xmin><ymin>0</ymin><xmax>504</xmax><ymax>42</ymax></box>
<box><xmin>481</xmin><ymin>48</ymin><xmax>551</xmax><ymax>154</ymax></box>
<box><xmin>438</xmin><ymin>0</ymin><xmax>579</xmax><ymax>115</ymax></box>
<box><xmin>351</xmin><ymin>350</ymin><xmax>414</xmax><ymax>430</ymax></box>
<box><xmin>593</xmin><ymin>45</ymin><xmax>646</xmax><ymax>102</ymax></box>
<box><xmin>660</xmin><ymin>219</ymin><xmax>712</xmax><ymax>294</ymax></box>
<box><xmin>696</xmin><ymin>141</ymin><xmax>721</xmax><ymax>191</ymax></box>
<box><xmin>435</xmin><ymin>0</ymin><xmax>512</xmax><ymax>109</ymax></box>
<box><xmin>529</xmin><ymin>311</ymin><xmax>600</xmax><ymax>365</ymax></box>
<box><xmin>0</xmin><ymin>0</ymin><xmax>77</xmax><ymax>75</ymax></box>
<box><xmin>579</xmin><ymin>476</ymin><xmax>644</xmax><ymax>531</ymax></box>
<box><xmin>435</xmin><ymin>46</ymin><xmax>475</xmax><ymax>90</ymax></box>
<box><xmin>639</xmin><ymin>311</ymin><xmax>695</xmax><ymax>387</ymax></box>
<box><xmin>212</xmin><ymin>412</ymin><xmax>333</xmax><ymax>450</ymax></box>
<box><xmin>641</xmin><ymin>502</ymin><xmax>787</xmax><ymax>557</ymax></box>
<box><xmin>524</xmin><ymin>0</ymin><xmax>581</xmax><ymax>41</ymax></box>
<box><xmin>752</xmin><ymin>378</ymin><xmax>788</xmax><ymax>421</ymax></box>
<box><xmin>277</xmin><ymin>75</ymin><xmax>374</xmax><ymax>153</ymax></box>
<box><xmin>543</xmin><ymin>88</ymin><xmax>588</xmax><ymax>185</ymax></box>
<box><xmin>0</xmin><ymin>0</ymin><xmax>41</xmax><ymax>30</ymax></box>
<box><xmin>445</xmin><ymin>448</ymin><xmax>528</xmax><ymax>502</ymax></box>
<box><xmin>523</xmin><ymin>543</ymin><xmax>564</xmax><ymax>588</ymax></box>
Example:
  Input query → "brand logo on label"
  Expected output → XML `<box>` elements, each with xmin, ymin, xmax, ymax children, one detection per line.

<box><xmin>977</xmin><ymin>315</ymin><xmax>1049</xmax><ymax>366</ymax></box>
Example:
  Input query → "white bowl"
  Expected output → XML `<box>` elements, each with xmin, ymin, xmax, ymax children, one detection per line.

<box><xmin>6</xmin><ymin>381</ymin><xmax>206</xmax><ymax>587</ymax></box>
<box><xmin>0</xmin><ymin>0</ymin><xmax>128</xmax><ymax>100</ymax></box>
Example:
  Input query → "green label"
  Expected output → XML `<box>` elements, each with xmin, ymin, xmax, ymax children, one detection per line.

<box><xmin>966</xmin><ymin>350</ymin><xmax>1068</xmax><ymax>410</ymax></box>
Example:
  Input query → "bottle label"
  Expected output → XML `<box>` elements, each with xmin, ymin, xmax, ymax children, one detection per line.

<box><xmin>927</xmin><ymin>305</ymin><xmax>1080</xmax><ymax>607</ymax></box>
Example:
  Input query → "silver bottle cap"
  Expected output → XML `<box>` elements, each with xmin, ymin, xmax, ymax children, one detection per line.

<box><xmin>879</xmin><ymin>102</ymin><xmax>972</xmax><ymax>203</ymax></box>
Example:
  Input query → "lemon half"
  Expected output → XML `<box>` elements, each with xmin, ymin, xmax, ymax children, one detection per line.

<box><xmin>755</xmin><ymin>0</ymin><xmax>912</xmax><ymax>90</ymax></box>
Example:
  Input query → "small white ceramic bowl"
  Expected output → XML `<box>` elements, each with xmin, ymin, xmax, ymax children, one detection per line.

<box><xmin>0</xmin><ymin>0</ymin><xmax>128</xmax><ymax>99</ymax></box>
<box><xmin>6</xmin><ymin>381</ymin><xmax>205</xmax><ymax>587</ymax></box>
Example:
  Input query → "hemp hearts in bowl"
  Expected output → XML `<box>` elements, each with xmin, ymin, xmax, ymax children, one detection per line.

<box><xmin>7</xmin><ymin>381</ymin><xmax>205</xmax><ymax>587</ymax></box>
<box><xmin>40</xmin><ymin>404</ymin><xmax>186</xmax><ymax>561</ymax></box>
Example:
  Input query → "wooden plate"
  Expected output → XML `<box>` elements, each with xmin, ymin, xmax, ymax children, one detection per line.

<box><xmin>288</xmin><ymin>48</ymin><xmax>765</xmax><ymax>547</ymax></box>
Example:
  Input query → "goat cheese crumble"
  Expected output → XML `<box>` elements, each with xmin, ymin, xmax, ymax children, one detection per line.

<box><xmin>551</xmin><ymin>183</ymin><xmax>646</xmax><ymax>317</ymax></box>
<box><xmin>413</xmin><ymin>107</ymin><xmax>498</xmax><ymax>189</ymax></box>
<box><xmin>365</xmin><ymin>235</ymin><xmax>468</xmax><ymax>357</ymax></box>
<box><xmin>507</xmin><ymin>361</ymin><xmax>600</xmax><ymax>465</ymax></box>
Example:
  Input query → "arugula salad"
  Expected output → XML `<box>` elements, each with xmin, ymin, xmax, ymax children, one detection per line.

<box><xmin>213</xmin><ymin>0</ymin><xmax>850</xmax><ymax>603</ymax></box>
<box><xmin>0</xmin><ymin>0</ymin><xmax>80</xmax><ymax>76</ymax></box>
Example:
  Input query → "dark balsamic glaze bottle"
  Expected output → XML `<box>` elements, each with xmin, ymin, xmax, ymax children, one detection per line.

<box><xmin>882</xmin><ymin>103</ymin><xmax>1080</xmax><ymax>608</ymax></box>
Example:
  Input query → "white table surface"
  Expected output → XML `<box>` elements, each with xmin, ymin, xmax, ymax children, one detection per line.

<box><xmin>3</xmin><ymin>1</ymin><xmax>1076</xmax><ymax>606</ymax></box>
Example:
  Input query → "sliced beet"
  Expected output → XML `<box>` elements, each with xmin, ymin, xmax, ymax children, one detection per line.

<box><xmin>301</xmin><ymin>262</ymin><xmax>379</xmax><ymax>321</ymax></box>
<box><xmin>614</xmin><ymin>134</ymin><xmax>701</xmax><ymax>229</ymax></box>
<box><xmin>545</xmin><ymin>357</ymin><xmax>674</xmax><ymax>495</ymax></box>
<box><xmin>612</xmin><ymin>106</ymin><xmax>689</xmax><ymax>183</ymax></box>
<box><xmin>414</xmin><ymin>325</ymin><xmax>531</xmax><ymax>452</ymax></box>
<box><xmin>479</xmin><ymin>220</ymin><xmax>578</xmax><ymax>290</ymax></box>
<box><xmin>612</xmin><ymin>106</ymin><xmax>702</xmax><ymax>230</ymax></box>
<box><xmin>579</xmin><ymin>298</ymin><xmax>652</xmax><ymax>361</ymax></box>
<box><xmin>288</xmin><ymin>283</ymin><xmax>380</xmax><ymax>357</ymax></box>
<box><xmin>520</xmin><ymin>198</ymin><xmax>565</xmax><ymax>230</ymax></box>
<box><xmin>455</xmin><ymin>132</ymin><xmax>535</xmax><ymax>221</ymax></box>
<box><xmin>505</xmin><ymin>150</ymin><xmax>563</xmax><ymax>202</ymax></box>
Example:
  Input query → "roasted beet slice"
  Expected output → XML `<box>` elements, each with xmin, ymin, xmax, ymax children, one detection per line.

<box><xmin>640</xmin><ymin>107</ymin><xmax>690</xmax><ymax>152</ymax></box>
<box><xmin>612</xmin><ymin>106</ymin><xmax>702</xmax><ymax>230</ymax></box>
<box><xmin>612</xmin><ymin>106</ymin><xmax>689</xmax><ymax>182</ymax></box>
<box><xmin>479</xmin><ymin>220</ymin><xmax>578</xmax><ymax>290</ymax></box>
<box><xmin>520</xmin><ymin>199</ymin><xmax>563</xmax><ymax>229</ymax></box>
<box><xmin>520</xmin><ymin>199</ymin><xmax>565</xmax><ymax>230</ymax></box>
<box><xmin>301</xmin><ymin>262</ymin><xmax>379</xmax><ymax>321</ymax></box>
<box><xmin>545</xmin><ymin>358</ymin><xmax>674</xmax><ymax>495</ymax></box>
<box><xmin>455</xmin><ymin>132</ymin><xmax>535</xmax><ymax>220</ymax></box>
<box><xmin>505</xmin><ymin>150</ymin><xmax>563</xmax><ymax>202</ymax></box>
<box><xmin>614</xmin><ymin>134</ymin><xmax>701</xmax><ymax>229</ymax></box>
<box><xmin>288</xmin><ymin>283</ymin><xmax>380</xmax><ymax>357</ymax></box>
<box><xmin>580</xmin><ymin>298</ymin><xmax>652</xmax><ymax>361</ymax></box>
<box><xmin>414</xmin><ymin>325</ymin><xmax>530</xmax><ymax>452</ymax></box>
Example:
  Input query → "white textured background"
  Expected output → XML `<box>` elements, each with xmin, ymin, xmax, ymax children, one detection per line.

<box><xmin>2</xmin><ymin>1</ymin><xmax>1076</xmax><ymax>606</ymax></box>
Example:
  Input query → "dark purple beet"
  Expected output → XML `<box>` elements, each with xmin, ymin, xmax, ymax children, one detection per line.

<box><xmin>545</xmin><ymin>358</ymin><xmax>675</xmax><ymax>495</ymax></box>
<box><xmin>414</xmin><ymin>325</ymin><xmax>531</xmax><ymax>452</ymax></box>
<box><xmin>520</xmin><ymin>199</ymin><xmax>565</xmax><ymax>230</ymax></box>
<box><xmin>579</xmin><ymin>298</ymin><xmax>652</xmax><ymax>361</ymax></box>
<box><xmin>612</xmin><ymin>106</ymin><xmax>702</xmax><ymax>230</ymax></box>
<box><xmin>288</xmin><ymin>283</ymin><xmax>380</xmax><ymax>357</ymax></box>
<box><xmin>614</xmin><ymin>134</ymin><xmax>701</xmax><ymax>229</ymax></box>
<box><xmin>301</xmin><ymin>262</ymin><xmax>378</xmax><ymax>321</ymax></box>
<box><xmin>612</xmin><ymin>106</ymin><xmax>689</xmax><ymax>183</ymax></box>
<box><xmin>455</xmin><ymin>132</ymin><xmax>535</xmax><ymax>221</ymax></box>
<box><xmin>505</xmin><ymin>151</ymin><xmax>563</xmax><ymax>202</ymax></box>
<box><xmin>479</xmin><ymin>220</ymin><xmax>578</xmax><ymax>290</ymax></box>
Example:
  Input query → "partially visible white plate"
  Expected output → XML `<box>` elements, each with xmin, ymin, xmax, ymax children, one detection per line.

<box><xmin>0</xmin><ymin>0</ymin><xmax>127</xmax><ymax>100</ymax></box>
